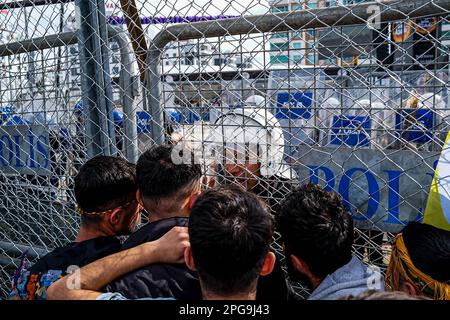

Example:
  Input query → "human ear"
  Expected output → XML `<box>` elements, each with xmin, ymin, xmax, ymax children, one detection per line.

<box><xmin>290</xmin><ymin>254</ymin><xmax>308</xmax><ymax>275</ymax></box>
<box><xmin>109</xmin><ymin>208</ymin><xmax>122</xmax><ymax>226</ymax></box>
<box><xmin>188</xmin><ymin>191</ymin><xmax>201</xmax><ymax>210</ymax></box>
<box><xmin>136</xmin><ymin>190</ymin><xmax>144</xmax><ymax>207</ymax></box>
<box><xmin>260</xmin><ymin>251</ymin><xmax>276</xmax><ymax>276</ymax></box>
<box><xmin>184</xmin><ymin>246</ymin><xmax>196</xmax><ymax>271</ymax></box>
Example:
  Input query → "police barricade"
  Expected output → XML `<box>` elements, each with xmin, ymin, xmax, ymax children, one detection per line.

<box><xmin>294</xmin><ymin>146</ymin><xmax>439</xmax><ymax>234</ymax></box>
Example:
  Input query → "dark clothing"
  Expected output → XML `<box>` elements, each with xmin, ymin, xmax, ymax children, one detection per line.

<box><xmin>9</xmin><ymin>236</ymin><xmax>121</xmax><ymax>300</ymax></box>
<box><xmin>221</xmin><ymin>174</ymin><xmax>294</xmax><ymax>300</ymax></box>
<box><xmin>28</xmin><ymin>236</ymin><xmax>121</xmax><ymax>274</ymax></box>
<box><xmin>253</xmin><ymin>176</ymin><xmax>296</xmax><ymax>301</ymax></box>
<box><xmin>256</xmin><ymin>256</ymin><xmax>288</xmax><ymax>301</ymax></box>
<box><xmin>106</xmin><ymin>216</ymin><xmax>288</xmax><ymax>301</ymax></box>
<box><xmin>105</xmin><ymin>217</ymin><xmax>202</xmax><ymax>300</ymax></box>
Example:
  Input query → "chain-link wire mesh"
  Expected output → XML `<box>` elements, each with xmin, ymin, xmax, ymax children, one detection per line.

<box><xmin>1</xmin><ymin>0</ymin><xmax>450</xmax><ymax>300</ymax></box>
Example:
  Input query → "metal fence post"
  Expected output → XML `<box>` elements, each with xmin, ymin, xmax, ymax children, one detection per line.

<box><xmin>109</xmin><ymin>26</ymin><xmax>140</xmax><ymax>163</ymax></box>
<box><xmin>75</xmin><ymin>0</ymin><xmax>116</xmax><ymax>157</ymax></box>
<box><xmin>147</xmin><ymin>44</ymin><xmax>164</xmax><ymax>145</ymax></box>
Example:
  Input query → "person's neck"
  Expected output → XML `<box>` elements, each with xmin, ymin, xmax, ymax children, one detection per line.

<box><xmin>203</xmin><ymin>291</ymin><xmax>256</xmax><ymax>300</ymax></box>
<box><xmin>147</xmin><ymin>206</ymin><xmax>190</xmax><ymax>223</ymax></box>
<box><xmin>309</xmin><ymin>258</ymin><xmax>350</xmax><ymax>291</ymax></box>
<box><xmin>75</xmin><ymin>225</ymin><xmax>111</xmax><ymax>242</ymax></box>
<box><xmin>310</xmin><ymin>276</ymin><xmax>324</xmax><ymax>291</ymax></box>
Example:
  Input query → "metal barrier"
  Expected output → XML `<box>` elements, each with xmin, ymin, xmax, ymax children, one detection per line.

<box><xmin>147</xmin><ymin>0</ymin><xmax>450</xmax><ymax>145</ymax></box>
<box><xmin>1</xmin><ymin>0</ymin><xmax>450</xmax><ymax>299</ymax></box>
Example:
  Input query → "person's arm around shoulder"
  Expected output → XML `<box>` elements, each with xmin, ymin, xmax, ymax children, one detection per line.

<box><xmin>47</xmin><ymin>226</ymin><xmax>189</xmax><ymax>300</ymax></box>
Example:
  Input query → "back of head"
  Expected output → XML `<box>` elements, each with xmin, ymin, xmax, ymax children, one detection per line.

<box><xmin>402</xmin><ymin>222</ymin><xmax>450</xmax><ymax>282</ymax></box>
<box><xmin>189</xmin><ymin>186</ymin><xmax>274</xmax><ymax>296</ymax></box>
<box><xmin>74</xmin><ymin>156</ymin><xmax>137</xmax><ymax>225</ymax></box>
<box><xmin>276</xmin><ymin>183</ymin><xmax>354</xmax><ymax>278</ymax></box>
<box><xmin>136</xmin><ymin>144</ymin><xmax>202</xmax><ymax>214</ymax></box>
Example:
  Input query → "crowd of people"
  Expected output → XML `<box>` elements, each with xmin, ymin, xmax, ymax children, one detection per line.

<box><xmin>7</xmin><ymin>138</ymin><xmax>450</xmax><ymax>301</ymax></box>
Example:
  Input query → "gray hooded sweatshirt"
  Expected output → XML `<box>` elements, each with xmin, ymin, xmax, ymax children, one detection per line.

<box><xmin>308</xmin><ymin>256</ymin><xmax>385</xmax><ymax>300</ymax></box>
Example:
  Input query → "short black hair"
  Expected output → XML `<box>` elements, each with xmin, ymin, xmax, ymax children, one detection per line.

<box><xmin>189</xmin><ymin>186</ymin><xmax>274</xmax><ymax>296</ymax></box>
<box><xmin>402</xmin><ymin>222</ymin><xmax>450</xmax><ymax>282</ymax></box>
<box><xmin>74</xmin><ymin>156</ymin><xmax>137</xmax><ymax>224</ymax></box>
<box><xmin>136</xmin><ymin>144</ymin><xmax>202</xmax><ymax>202</ymax></box>
<box><xmin>276</xmin><ymin>183</ymin><xmax>354</xmax><ymax>278</ymax></box>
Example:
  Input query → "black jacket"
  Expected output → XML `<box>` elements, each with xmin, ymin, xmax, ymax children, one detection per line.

<box><xmin>252</xmin><ymin>176</ymin><xmax>293</xmax><ymax>301</ymax></box>
<box><xmin>106</xmin><ymin>216</ymin><xmax>288</xmax><ymax>301</ymax></box>
<box><xmin>28</xmin><ymin>236</ymin><xmax>121</xmax><ymax>274</ymax></box>
<box><xmin>10</xmin><ymin>236</ymin><xmax>121</xmax><ymax>300</ymax></box>
<box><xmin>256</xmin><ymin>253</ymin><xmax>288</xmax><ymax>301</ymax></box>
<box><xmin>105</xmin><ymin>217</ymin><xmax>202</xmax><ymax>300</ymax></box>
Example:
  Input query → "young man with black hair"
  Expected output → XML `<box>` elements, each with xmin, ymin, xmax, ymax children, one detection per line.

<box><xmin>9</xmin><ymin>156</ymin><xmax>142</xmax><ymax>300</ymax></box>
<box><xmin>185</xmin><ymin>185</ymin><xmax>275</xmax><ymax>299</ymax></box>
<box><xmin>221</xmin><ymin>160</ymin><xmax>290</xmax><ymax>301</ymax></box>
<box><xmin>47</xmin><ymin>186</ymin><xmax>275</xmax><ymax>300</ymax></box>
<box><xmin>276</xmin><ymin>183</ymin><xmax>384</xmax><ymax>300</ymax></box>
<box><xmin>386</xmin><ymin>222</ymin><xmax>450</xmax><ymax>299</ymax></box>
<box><xmin>104</xmin><ymin>144</ymin><xmax>203</xmax><ymax>300</ymax></box>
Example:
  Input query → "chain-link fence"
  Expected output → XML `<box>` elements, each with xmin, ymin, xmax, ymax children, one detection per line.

<box><xmin>0</xmin><ymin>5</ymin><xmax>140</xmax><ymax>296</ymax></box>
<box><xmin>1</xmin><ymin>0</ymin><xmax>450</xmax><ymax>299</ymax></box>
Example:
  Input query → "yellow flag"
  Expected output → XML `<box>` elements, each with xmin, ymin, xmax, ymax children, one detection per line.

<box><xmin>424</xmin><ymin>132</ymin><xmax>450</xmax><ymax>231</ymax></box>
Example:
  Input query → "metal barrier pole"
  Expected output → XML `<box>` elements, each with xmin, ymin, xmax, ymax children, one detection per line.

<box><xmin>0</xmin><ymin>0</ymin><xmax>74</xmax><ymax>10</ymax></box>
<box><xmin>109</xmin><ymin>27</ymin><xmax>140</xmax><ymax>163</ymax></box>
<box><xmin>76</xmin><ymin>0</ymin><xmax>116</xmax><ymax>158</ymax></box>
<box><xmin>147</xmin><ymin>48</ymin><xmax>164</xmax><ymax>145</ymax></box>
<box><xmin>146</xmin><ymin>0</ymin><xmax>450</xmax><ymax>145</ymax></box>
<box><xmin>0</xmin><ymin>241</ymin><xmax>48</xmax><ymax>260</ymax></box>
<box><xmin>0</xmin><ymin>32</ymin><xmax>78</xmax><ymax>56</ymax></box>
